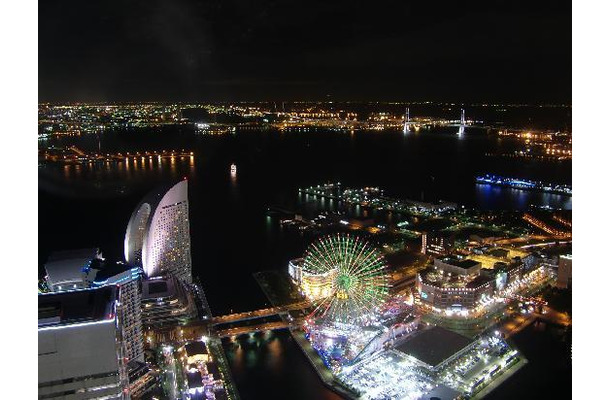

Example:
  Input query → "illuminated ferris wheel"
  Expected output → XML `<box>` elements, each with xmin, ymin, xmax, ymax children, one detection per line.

<box><xmin>303</xmin><ymin>233</ymin><xmax>390</xmax><ymax>324</ymax></box>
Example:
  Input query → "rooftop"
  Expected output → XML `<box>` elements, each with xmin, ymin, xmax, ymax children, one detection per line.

<box><xmin>142</xmin><ymin>276</ymin><xmax>178</xmax><ymax>299</ymax></box>
<box><xmin>127</xmin><ymin>360</ymin><xmax>152</xmax><ymax>382</ymax></box>
<box><xmin>187</xmin><ymin>371</ymin><xmax>203</xmax><ymax>389</ymax></box>
<box><xmin>420</xmin><ymin>266</ymin><xmax>492</xmax><ymax>289</ymax></box>
<box><xmin>148</xmin><ymin>281</ymin><xmax>168</xmax><ymax>294</ymax></box>
<box><xmin>185</xmin><ymin>341</ymin><xmax>208</xmax><ymax>356</ymax></box>
<box><xmin>91</xmin><ymin>261</ymin><xmax>135</xmax><ymax>283</ymax></box>
<box><xmin>440</xmin><ymin>257</ymin><xmax>480</xmax><ymax>270</ymax></box>
<box><xmin>38</xmin><ymin>286</ymin><xmax>117</xmax><ymax>328</ymax></box>
<box><xmin>395</xmin><ymin>326</ymin><xmax>473</xmax><ymax>368</ymax></box>
<box><xmin>466</xmin><ymin>275</ymin><xmax>494</xmax><ymax>289</ymax></box>
<box><xmin>44</xmin><ymin>248</ymin><xmax>101</xmax><ymax>287</ymax></box>
<box><xmin>205</xmin><ymin>360</ymin><xmax>220</xmax><ymax>378</ymax></box>
<box><xmin>422</xmin><ymin>384</ymin><xmax>461</xmax><ymax>400</ymax></box>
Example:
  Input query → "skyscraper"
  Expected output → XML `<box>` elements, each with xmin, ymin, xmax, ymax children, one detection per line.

<box><xmin>43</xmin><ymin>251</ymin><xmax>145</xmax><ymax>365</ymax></box>
<box><xmin>125</xmin><ymin>179</ymin><xmax>192</xmax><ymax>284</ymax></box>
<box><xmin>90</xmin><ymin>262</ymin><xmax>145</xmax><ymax>362</ymax></box>
<box><xmin>38</xmin><ymin>286</ymin><xmax>130</xmax><ymax>399</ymax></box>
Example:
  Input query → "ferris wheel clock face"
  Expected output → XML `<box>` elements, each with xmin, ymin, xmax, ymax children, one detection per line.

<box><xmin>303</xmin><ymin>233</ymin><xmax>390</xmax><ymax>324</ymax></box>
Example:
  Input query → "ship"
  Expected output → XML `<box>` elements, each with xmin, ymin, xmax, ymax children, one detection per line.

<box><xmin>475</xmin><ymin>174</ymin><xmax>571</xmax><ymax>195</ymax></box>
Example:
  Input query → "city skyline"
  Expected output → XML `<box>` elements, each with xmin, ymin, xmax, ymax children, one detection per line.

<box><xmin>37</xmin><ymin>107</ymin><xmax>573</xmax><ymax>399</ymax></box>
<box><xmin>34</xmin><ymin>1</ymin><xmax>575</xmax><ymax>399</ymax></box>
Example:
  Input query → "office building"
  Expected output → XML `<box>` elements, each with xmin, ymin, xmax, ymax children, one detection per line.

<box><xmin>90</xmin><ymin>261</ymin><xmax>145</xmax><ymax>363</ymax></box>
<box><xmin>38</xmin><ymin>286</ymin><xmax>129</xmax><ymax>399</ymax></box>
<box><xmin>421</xmin><ymin>232</ymin><xmax>454</xmax><ymax>256</ymax></box>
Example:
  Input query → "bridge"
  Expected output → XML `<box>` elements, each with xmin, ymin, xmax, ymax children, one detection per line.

<box><xmin>211</xmin><ymin>301</ymin><xmax>310</xmax><ymax>326</ymax></box>
<box><xmin>215</xmin><ymin>318</ymin><xmax>305</xmax><ymax>338</ymax></box>
<box><xmin>523</xmin><ymin>213</ymin><xmax>572</xmax><ymax>238</ymax></box>
<box><xmin>489</xmin><ymin>235</ymin><xmax>570</xmax><ymax>247</ymax></box>
<box><xmin>146</xmin><ymin>301</ymin><xmax>311</xmax><ymax>344</ymax></box>
<box><xmin>501</xmin><ymin>306</ymin><xmax>571</xmax><ymax>338</ymax></box>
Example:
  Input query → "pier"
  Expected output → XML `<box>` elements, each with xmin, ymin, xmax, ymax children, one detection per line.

<box><xmin>39</xmin><ymin>146</ymin><xmax>195</xmax><ymax>165</ymax></box>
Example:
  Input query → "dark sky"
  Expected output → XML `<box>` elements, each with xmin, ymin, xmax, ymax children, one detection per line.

<box><xmin>39</xmin><ymin>0</ymin><xmax>571</xmax><ymax>103</ymax></box>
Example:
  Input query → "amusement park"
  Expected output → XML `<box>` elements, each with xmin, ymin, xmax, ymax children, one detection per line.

<box><xmin>249</xmin><ymin>226</ymin><xmax>558</xmax><ymax>400</ymax></box>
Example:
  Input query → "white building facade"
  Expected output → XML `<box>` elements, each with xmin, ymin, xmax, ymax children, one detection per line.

<box><xmin>92</xmin><ymin>267</ymin><xmax>144</xmax><ymax>363</ymax></box>
<box><xmin>38</xmin><ymin>287</ymin><xmax>129</xmax><ymax>399</ymax></box>
<box><xmin>125</xmin><ymin>179</ymin><xmax>192</xmax><ymax>284</ymax></box>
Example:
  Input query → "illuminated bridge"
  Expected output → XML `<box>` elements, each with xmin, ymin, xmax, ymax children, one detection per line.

<box><xmin>522</xmin><ymin>213</ymin><xmax>571</xmax><ymax>238</ymax></box>
<box><xmin>215</xmin><ymin>318</ymin><xmax>305</xmax><ymax>338</ymax></box>
<box><xmin>147</xmin><ymin>301</ymin><xmax>311</xmax><ymax>344</ymax></box>
<box><xmin>150</xmin><ymin>308</ymin><xmax>308</xmax><ymax>343</ymax></box>
<box><xmin>210</xmin><ymin>301</ymin><xmax>310</xmax><ymax>326</ymax></box>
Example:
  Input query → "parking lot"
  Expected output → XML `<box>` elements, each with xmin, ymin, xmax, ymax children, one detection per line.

<box><xmin>338</xmin><ymin>351</ymin><xmax>436</xmax><ymax>400</ymax></box>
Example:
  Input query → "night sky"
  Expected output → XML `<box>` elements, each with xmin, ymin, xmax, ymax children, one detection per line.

<box><xmin>39</xmin><ymin>0</ymin><xmax>571</xmax><ymax>103</ymax></box>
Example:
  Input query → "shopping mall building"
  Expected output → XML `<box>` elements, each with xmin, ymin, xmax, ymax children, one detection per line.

<box><xmin>416</xmin><ymin>256</ymin><xmax>524</xmax><ymax>313</ymax></box>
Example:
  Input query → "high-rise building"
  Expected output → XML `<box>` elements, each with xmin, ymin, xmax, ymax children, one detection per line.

<box><xmin>38</xmin><ymin>286</ymin><xmax>129</xmax><ymax>399</ymax></box>
<box><xmin>43</xmin><ymin>250</ymin><xmax>145</xmax><ymax>365</ymax></box>
<box><xmin>90</xmin><ymin>262</ymin><xmax>145</xmax><ymax>363</ymax></box>
<box><xmin>421</xmin><ymin>232</ymin><xmax>454</xmax><ymax>256</ymax></box>
<box><xmin>125</xmin><ymin>179</ymin><xmax>193</xmax><ymax>283</ymax></box>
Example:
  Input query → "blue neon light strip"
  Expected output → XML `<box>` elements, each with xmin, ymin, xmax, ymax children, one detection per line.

<box><xmin>475</xmin><ymin>174</ymin><xmax>571</xmax><ymax>194</ymax></box>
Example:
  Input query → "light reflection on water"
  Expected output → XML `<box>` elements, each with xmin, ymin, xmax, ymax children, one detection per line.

<box><xmin>50</xmin><ymin>157</ymin><xmax>189</xmax><ymax>183</ymax></box>
<box><xmin>40</xmin><ymin>129</ymin><xmax>571</xmax><ymax>399</ymax></box>
<box><xmin>266</xmin><ymin>336</ymin><xmax>283</xmax><ymax>373</ymax></box>
<box><xmin>475</xmin><ymin>183</ymin><xmax>571</xmax><ymax>210</ymax></box>
<box><xmin>222</xmin><ymin>330</ymin><xmax>342</xmax><ymax>400</ymax></box>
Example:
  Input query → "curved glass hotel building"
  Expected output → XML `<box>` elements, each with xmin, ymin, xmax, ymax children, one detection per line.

<box><xmin>124</xmin><ymin>179</ymin><xmax>192</xmax><ymax>284</ymax></box>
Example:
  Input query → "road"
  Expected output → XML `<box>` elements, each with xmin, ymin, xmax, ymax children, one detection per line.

<box><xmin>211</xmin><ymin>301</ymin><xmax>310</xmax><ymax>325</ymax></box>
<box><xmin>162</xmin><ymin>346</ymin><xmax>180</xmax><ymax>400</ymax></box>
<box><xmin>534</xmin><ymin>306</ymin><xmax>571</xmax><ymax>326</ymax></box>
<box><xmin>216</xmin><ymin>320</ymin><xmax>297</xmax><ymax>338</ymax></box>
<box><xmin>499</xmin><ymin>306</ymin><xmax>571</xmax><ymax>338</ymax></box>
